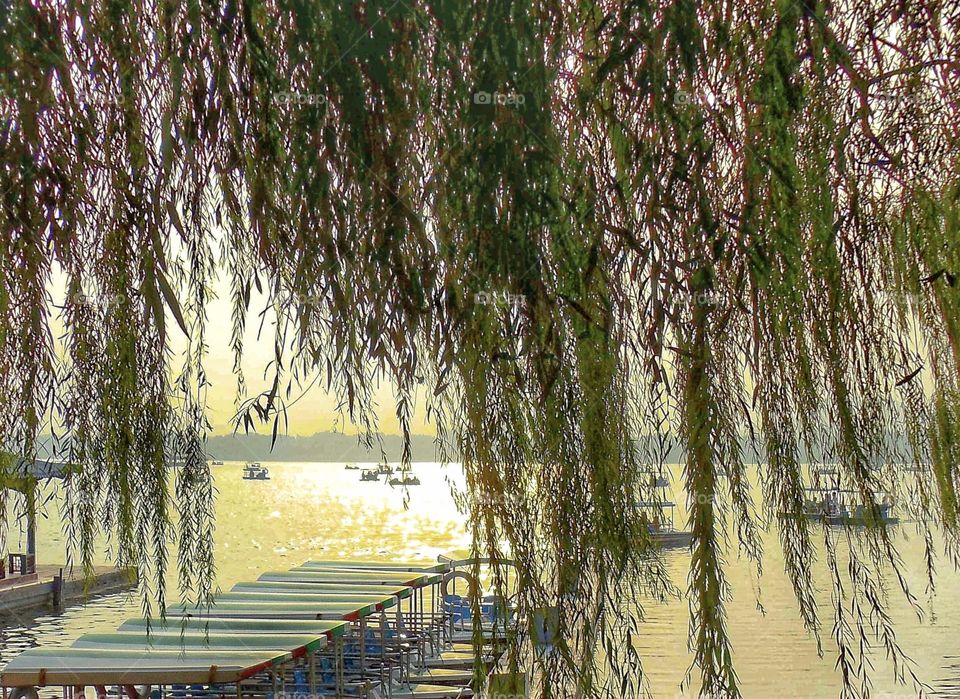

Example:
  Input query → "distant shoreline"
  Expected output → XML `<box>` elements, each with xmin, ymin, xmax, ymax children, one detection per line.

<box><xmin>203</xmin><ymin>430</ymin><xmax>449</xmax><ymax>463</ymax></box>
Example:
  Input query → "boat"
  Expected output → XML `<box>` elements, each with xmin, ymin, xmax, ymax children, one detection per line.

<box><xmin>210</xmin><ymin>459</ymin><xmax>224</xmax><ymax>466</ymax></box>
<box><xmin>344</xmin><ymin>463</ymin><xmax>359</xmax><ymax>470</ymax></box>
<box><xmin>780</xmin><ymin>468</ymin><xmax>898</xmax><ymax>525</ymax></box>
<box><xmin>360</xmin><ymin>469</ymin><xmax>379</xmax><ymax>482</ymax></box>
<box><xmin>388</xmin><ymin>475</ymin><xmax>421</xmax><ymax>486</ymax></box>
<box><xmin>634</xmin><ymin>469</ymin><xmax>693</xmax><ymax>549</ymax></box>
<box><xmin>242</xmin><ymin>462</ymin><xmax>270</xmax><ymax>480</ymax></box>
<box><xmin>375</xmin><ymin>463</ymin><xmax>394</xmax><ymax>476</ymax></box>
<box><xmin>790</xmin><ymin>487</ymin><xmax>898</xmax><ymax>526</ymax></box>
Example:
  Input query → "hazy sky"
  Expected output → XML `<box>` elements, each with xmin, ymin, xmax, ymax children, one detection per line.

<box><xmin>204</xmin><ymin>285</ymin><xmax>434</xmax><ymax>435</ymax></box>
<box><xmin>51</xmin><ymin>266</ymin><xmax>434</xmax><ymax>437</ymax></box>
<box><xmin>194</xmin><ymin>273</ymin><xmax>437</xmax><ymax>436</ymax></box>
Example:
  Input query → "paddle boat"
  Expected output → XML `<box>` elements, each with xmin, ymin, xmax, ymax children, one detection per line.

<box><xmin>360</xmin><ymin>469</ymin><xmax>380</xmax><ymax>482</ymax></box>
<box><xmin>389</xmin><ymin>474</ymin><xmax>421</xmax><ymax>486</ymax></box>
<box><xmin>72</xmin><ymin>630</ymin><xmax>334</xmax><ymax>697</ymax></box>
<box><xmin>242</xmin><ymin>462</ymin><xmax>270</xmax><ymax>480</ymax></box>
<box><xmin>1</xmin><ymin>647</ymin><xmax>287</xmax><ymax>699</ymax></box>
<box><xmin>781</xmin><ymin>468</ymin><xmax>899</xmax><ymax>526</ymax></box>
<box><xmin>633</xmin><ymin>468</ymin><xmax>693</xmax><ymax>549</ymax></box>
<box><xmin>118</xmin><ymin>617</ymin><xmax>351</xmax><ymax>696</ymax></box>
<box><xmin>791</xmin><ymin>486</ymin><xmax>898</xmax><ymax>525</ymax></box>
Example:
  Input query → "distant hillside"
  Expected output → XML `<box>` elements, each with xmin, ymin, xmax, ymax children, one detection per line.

<box><xmin>204</xmin><ymin>431</ymin><xmax>445</xmax><ymax>463</ymax></box>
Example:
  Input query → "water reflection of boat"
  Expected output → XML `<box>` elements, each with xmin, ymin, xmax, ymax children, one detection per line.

<box><xmin>242</xmin><ymin>462</ymin><xmax>270</xmax><ymax>480</ymax></box>
<box><xmin>344</xmin><ymin>463</ymin><xmax>359</xmax><ymax>470</ymax></box>
<box><xmin>360</xmin><ymin>469</ymin><xmax>380</xmax><ymax>482</ymax></box>
<box><xmin>388</xmin><ymin>475</ymin><xmax>421</xmax><ymax>486</ymax></box>
<box><xmin>376</xmin><ymin>463</ymin><xmax>394</xmax><ymax>476</ymax></box>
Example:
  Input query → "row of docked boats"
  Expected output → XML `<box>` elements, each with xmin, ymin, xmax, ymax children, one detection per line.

<box><xmin>0</xmin><ymin>554</ymin><xmax>517</xmax><ymax>699</ymax></box>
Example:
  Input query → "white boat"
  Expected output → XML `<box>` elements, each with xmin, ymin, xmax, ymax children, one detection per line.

<box><xmin>791</xmin><ymin>487</ymin><xmax>897</xmax><ymax>525</ymax></box>
<box><xmin>634</xmin><ymin>469</ymin><xmax>693</xmax><ymax>549</ymax></box>
<box><xmin>242</xmin><ymin>462</ymin><xmax>270</xmax><ymax>480</ymax></box>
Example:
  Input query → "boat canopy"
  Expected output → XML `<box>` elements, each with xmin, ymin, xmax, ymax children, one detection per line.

<box><xmin>118</xmin><ymin>616</ymin><xmax>349</xmax><ymax>637</ymax></box>
<box><xmin>73</xmin><ymin>631</ymin><xmax>327</xmax><ymax>655</ymax></box>
<box><xmin>165</xmin><ymin>597</ymin><xmax>389</xmax><ymax>621</ymax></box>
<box><xmin>275</xmin><ymin>567</ymin><xmax>442</xmax><ymax>587</ymax></box>
<box><xmin>300</xmin><ymin>559</ymin><xmax>448</xmax><ymax>573</ymax></box>
<box><xmin>1</xmin><ymin>647</ymin><xmax>284</xmax><ymax>687</ymax></box>
<box><xmin>214</xmin><ymin>590</ymin><xmax>399</xmax><ymax>605</ymax></box>
<box><xmin>436</xmin><ymin>549</ymin><xmax>515</xmax><ymax>567</ymax></box>
<box><xmin>231</xmin><ymin>580</ymin><xmax>413</xmax><ymax>600</ymax></box>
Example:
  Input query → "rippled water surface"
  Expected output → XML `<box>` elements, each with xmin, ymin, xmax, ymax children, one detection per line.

<box><xmin>3</xmin><ymin>462</ymin><xmax>959</xmax><ymax>698</ymax></box>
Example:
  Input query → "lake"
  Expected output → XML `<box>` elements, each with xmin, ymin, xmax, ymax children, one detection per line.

<box><xmin>2</xmin><ymin>462</ymin><xmax>958</xmax><ymax>698</ymax></box>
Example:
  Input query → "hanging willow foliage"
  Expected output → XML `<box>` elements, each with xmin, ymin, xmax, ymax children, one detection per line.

<box><xmin>1</xmin><ymin>0</ymin><xmax>959</xmax><ymax>695</ymax></box>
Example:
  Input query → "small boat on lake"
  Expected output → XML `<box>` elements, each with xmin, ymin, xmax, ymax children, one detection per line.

<box><xmin>790</xmin><ymin>487</ymin><xmax>898</xmax><ymax>526</ymax></box>
<box><xmin>781</xmin><ymin>468</ymin><xmax>898</xmax><ymax>526</ymax></box>
<box><xmin>242</xmin><ymin>462</ymin><xmax>270</xmax><ymax>480</ymax></box>
<box><xmin>375</xmin><ymin>463</ymin><xmax>394</xmax><ymax>476</ymax></box>
<box><xmin>388</xmin><ymin>474</ymin><xmax>421</xmax><ymax>486</ymax></box>
<box><xmin>360</xmin><ymin>469</ymin><xmax>379</xmax><ymax>482</ymax></box>
<box><xmin>210</xmin><ymin>459</ymin><xmax>224</xmax><ymax>466</ymax></box>
<box><xmin>344</xmin><ymin>463</ymin><xmax>359</xmax><ymax>470</ymax></box>
<box><xmin>634</xmin><ymin>469</ymin><xmax>692</xmax><ymax>549</ymax></box>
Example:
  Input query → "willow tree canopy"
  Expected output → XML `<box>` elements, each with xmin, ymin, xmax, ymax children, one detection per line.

<box><xmin>1</xmin><ymin>0</ymin><xmax>958</xmax><ymax>696</ymax></box>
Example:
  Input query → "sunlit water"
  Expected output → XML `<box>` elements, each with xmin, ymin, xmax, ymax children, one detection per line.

<box><xmin>3</xmin><ymin>462</ymin><xmax>960</xmax><ymax>698</ymax></box>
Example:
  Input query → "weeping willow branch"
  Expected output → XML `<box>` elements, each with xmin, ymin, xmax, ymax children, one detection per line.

<box><xmin>1</xmin><ymin>0</ymin><xmax>959</xmax><ymax>696</ymax></box>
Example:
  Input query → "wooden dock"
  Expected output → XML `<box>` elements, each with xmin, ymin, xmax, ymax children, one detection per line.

<box><xmin>0</xmin><ymin>564</ymin><xmax>137</xmax><ymax>616</ymax></box>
